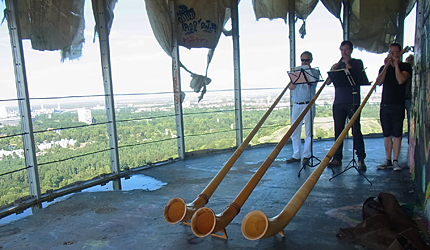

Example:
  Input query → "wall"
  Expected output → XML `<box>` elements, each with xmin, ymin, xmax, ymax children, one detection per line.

<box><xmin>411</xmin><ymin>0</ymin><xmax>430</xmax><ymax>221</ymax></box>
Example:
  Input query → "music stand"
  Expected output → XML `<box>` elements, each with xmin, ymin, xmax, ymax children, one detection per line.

<box><xmin>288</xmin><ymin>66</ymin><xmax>319</xmax><ymax>85</ymax></box>
<box><xmin>287</xmin><ymin>67</ymin><xmax>323</xmax><ymax>177</ymax></box>
<box><xmin>327</xmin><ymin>68</ymin><xmax>372</xmax><ymax>185</ymax></box>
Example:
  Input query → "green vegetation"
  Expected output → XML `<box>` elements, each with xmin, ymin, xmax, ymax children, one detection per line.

<box><xmin>0</xmin><ymin>102</ymin><xmax>391</xmax><ymax>206</ymax></box>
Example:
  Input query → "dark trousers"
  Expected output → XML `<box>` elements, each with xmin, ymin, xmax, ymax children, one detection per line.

<box><xmin>332</xmin><ymin>103</ymin><xmax>366</xmax><ymax>161</ymax></box>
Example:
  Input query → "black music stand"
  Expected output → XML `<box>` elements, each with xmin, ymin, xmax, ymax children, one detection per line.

<box><xmin>287</xmin><ymin>67</ymin><xmax>323</xmax><ymax>177</ymax></box>
<box><xmin>327</xmin><ymin>68</ymin><xmax>372</xmax><ymax>185</ymax></box>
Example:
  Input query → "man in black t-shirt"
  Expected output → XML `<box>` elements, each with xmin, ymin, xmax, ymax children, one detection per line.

<box><xmin>375</xmin><ymin>43</ymin><xmax>412</xmax><ymax>171</ymax></box>
<box><xmin>327</xmin><ymin>41</ymin><xmax>367</xmax><ymax>171</ymax></box>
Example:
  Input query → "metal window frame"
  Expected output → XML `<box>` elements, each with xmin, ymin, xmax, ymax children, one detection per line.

<box><xmin>92</xmin><ymin>0</ymin><xmax>122</xmax><ymax>190</ymax></box>
<box><xmin>5</xmin><ymin>0</ymin><xmax>42</xmax><ymax>211</ymax></box>
<box><xmin>170</xmin><ymin>0</ymin><xmax>186</xmax><ymax>159</ymax></box>
<box><xmin>232</xmin><ymin>0</ymin><xmax>243</xmax><ymax>146</ymax></box>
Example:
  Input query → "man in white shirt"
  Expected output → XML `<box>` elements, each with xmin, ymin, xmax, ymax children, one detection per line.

<box><xmin>286</xmin><ymin>51</ymin><xmax>318</xmax><ymax>164</ymax></box>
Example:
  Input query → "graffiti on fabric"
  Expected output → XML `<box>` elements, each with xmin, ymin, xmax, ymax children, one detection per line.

<box><xmin>177</xmin><ymin>5</ymin><xmax>218</xmax><ymax>36</ymax></box>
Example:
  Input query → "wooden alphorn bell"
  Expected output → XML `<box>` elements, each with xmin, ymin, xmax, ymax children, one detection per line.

<box><xmin>190</xmin><ymin>69</ymin><xmax>333</xmax><ymax>239</ymax></box>
<box><xmin>163</xmin><ymin>82</ymin><xmax>292</xmax><ymax>225</ymax></box>
<box><xmin>241</xmin><ymin>79</ymin><xmax>377</xmax><ymax>241</ymax></box>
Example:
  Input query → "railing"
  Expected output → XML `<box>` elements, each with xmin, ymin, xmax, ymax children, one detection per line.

<box><xmin>0</xmin><ymin>83</ymin><xmax>399</xmax><ymax>221</ymax></box>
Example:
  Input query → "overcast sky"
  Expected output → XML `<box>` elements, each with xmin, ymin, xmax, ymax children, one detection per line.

<box><xmin>0</xmin><ymin>0</ymin><xmax>416</xmax><ymax>104</ymax></box>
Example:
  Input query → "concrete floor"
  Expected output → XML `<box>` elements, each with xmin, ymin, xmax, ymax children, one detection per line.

<box><xmin>0</xmin><ymin>137</ymin><xmax>428</xmax><ymax>250</ymax></box>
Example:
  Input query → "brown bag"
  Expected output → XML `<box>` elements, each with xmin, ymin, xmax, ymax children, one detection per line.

<box><xmin>336</xmin><ymin>192</ymin><xmax>429</xmax><ymax>250</ymax></box>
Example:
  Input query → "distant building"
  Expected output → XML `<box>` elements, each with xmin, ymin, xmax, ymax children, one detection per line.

<box><xmin>78</xmin><ymin>108</ymin><xmax>92</xmax><ymax>124</ymax></box>
<box><xmin>93</xmin><ymin>104</ymin><xmax>105</xmax><ymax>110</ymax></box>
<box><xmin>0</xmin><ymin>149</ymin><xmax>24</xmax><ymax>159</ymax></box>
<box><xmin>37</xmin><ymin>139</ymin><xmax>77</xmax><ymax>151</ymax></box>
<box><xmin>0</xmin><ymin>106</ymin><xmax>8</xmax><ymax>118</ymax></box>
<box><xmin>183</xmin><ymin>99</ymin><xmax>191</xmax><ymax>108</ymax></box>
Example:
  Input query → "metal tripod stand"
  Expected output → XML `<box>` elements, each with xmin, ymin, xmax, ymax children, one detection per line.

<box><xmin>328</xmin><ymin>136</ymin><xmax>372</xmax><ymax>184</ymax></box>
<box><xmin>297</xmin><ymin>100</ymin><xmax>322</xmax><ymax>177</ymax></box>
<box><xmin>296</xmin><ymin>70</ymin><xmax>323</xmax><ymax>177</ymax></box>
<box><xmin>327</xmin><ymin>70</ymin><xmax>372</xmax><ymax>184</ymax></box>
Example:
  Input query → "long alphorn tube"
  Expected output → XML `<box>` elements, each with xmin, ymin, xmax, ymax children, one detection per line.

<box><xmin>241</xmin><ymin>80</ymin><xmax>377</xmax><ymax>240</ymax></box>
<box><xmin>163</xmin><ymin>82</ymin><xmax>291</xmax><ymax>225</ymax></box>
<box><xmin>191</xmin><ymin>75</ymin><xmax>332</xmax><ymax>238</ymax></box>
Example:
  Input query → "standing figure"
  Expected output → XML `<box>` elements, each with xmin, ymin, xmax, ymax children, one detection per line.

<box><xmin>404</xmin><ymin>54</ymin><xmax>414</xmax><ymax>144</ymax></box>
<box><xmin>286</xmin><ymin>51</ymin><xmax>318</xmax><ymax>164</ymax></box>
<box><xmin>328</xmin><ymin>41</ymin><xmax>367</xmax><ymax>171</ymax></box>
<box><xmin>376</xmin><ymin>43</ymin><xmax>412</xmax><ymax>171</ymax></box>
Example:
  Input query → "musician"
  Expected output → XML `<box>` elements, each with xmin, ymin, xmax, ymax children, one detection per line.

<box><xmin>375</xmin><ymin>43</ymin><xmax>412</xmax><ymax>171</ymax></box>
<box><xmin>286</xmin><ymin>51</ymin><xmax>318</xmax><ymax>164</ymax></box>
<box><xmin>328</xmin><ymin>41</ymin><xmax>367</xmax><ymax>171</ymax></box>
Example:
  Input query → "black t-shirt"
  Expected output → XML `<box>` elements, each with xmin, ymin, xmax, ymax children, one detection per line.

<box><xmin>333</xmin><ymin>58</ymin><xmax>364</xmax><ymax>105</ymax></box>
<box><xmin>379</xmin><ymin>62</ymin><xmax>412</xmax><ymax>105</ymax></box>
<box><xmin>404</xmin><ymin>74</ymin><xmax>412</xmax><ymax>100</ymax></box>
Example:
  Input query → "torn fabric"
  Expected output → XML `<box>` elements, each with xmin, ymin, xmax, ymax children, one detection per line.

<box><xmin>14</xmin><ymin>0</ymin><xmax>86</xmax><ymax>61</ymax></box>
<box><xmin>176</xmin><ymin>0</ymin><xmax>231</xmax><ymax>49</ymax></box>
<box><xmin>145</xmin><ymin>0</ymin><xmax>231</xmax><ymax>52</ymax></box>
<box><xmin>295</xmin><ymin>0</ymin><xmax>318</xmax><ymax>20</ymax></box>
<box><xmin>321</xmin><ymin>0</ymin><xmax>416</xmax><ymax>54</ymax></box>
<box><xmin>320</xmin><ymin>0</ymin><xmax>342</xmax><ymax>19</ymax></box>
<box><xmin>145</xmin><ymin>0</ymin><xmax>231</xmax><ymax>101</ymax></box>
<box><xmin>252</xmin><ymin>0</ymin><xmax>290</xmax><ymax>20</ymax></box>
<box><xmin>252</xmin><ymin>0</ymin><xmax>317</xmax><ymax>39</ymax></box>
<box><xmin>348</xmin><ymin>0</ymin><xmax>416</xmax><ymax>53</ymax></box>
<box><xmin>92</xmin><ymin>0</ymin><xmax>118</xmax><ymax>42</ymax></box>
<box><xmin>252</xmin><ymin>0</ymin><xmax>318</xmax><ymax>21</ymax></box>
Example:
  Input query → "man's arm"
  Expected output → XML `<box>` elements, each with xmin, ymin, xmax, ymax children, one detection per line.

<box><xmin>328</xmin><ymin>58</ymin><xmax>344</xmax><ymax>85</ymax></box>
<box><xmin>375</xmin><ymin>62</ymin><xmax>390</xmax><ymax>86</ymax></box>
<box><xmin>393</xmin><ymin>58</ymin><xmax>410</xmax><ymax>85</ymax></box>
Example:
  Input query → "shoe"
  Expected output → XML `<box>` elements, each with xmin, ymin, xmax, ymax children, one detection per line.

<box><xmin>302</xmin><ymin>157</ymin><xmax>310</xmax><ymax>164</ymax></box>
<box><xmin>286</xmin><ymin>157</ymin><xmax>300</xmax><ymax>163</ymax></box>
<box><xmin>377</xmin><ymin>160</ymin><xmax>393</xmax><ymax>170</ymax></box>
<box><xmin>358</xmin><ymin>160</ymin><xmax>367</xmax><ymax>171</ymax></box>
<box><xmin>328</xmin><ymin>158</ymin><xmax>342</xmax><ymax>167</ymax></box>
<box><xmin>393</xmin><ymin>161</ymin><xmax>402</xmax><ymax>171</ymax></box>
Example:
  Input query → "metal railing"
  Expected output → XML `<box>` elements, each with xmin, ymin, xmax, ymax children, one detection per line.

<box><xmin>0</xmin><ymin>84</ymin><xmax>392</xmax><ymax>220</ymax></box>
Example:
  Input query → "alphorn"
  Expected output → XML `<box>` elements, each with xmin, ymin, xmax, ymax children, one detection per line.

<box><xmin>163</xmin><ymin>82</ymin><xmax>291</xmax><ymax>225</ymax></box>
<box><xmin>191</xmin><ymin>71</ymin><xmax>333</xmax><ymax>239</ymax></box>
<box><xmin>241</xmin><ymin>80</ymin><xmax>377</xmax><ymax>240</ymax></box>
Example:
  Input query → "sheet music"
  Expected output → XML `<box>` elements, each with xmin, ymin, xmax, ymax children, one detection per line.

<box><xmin>288</xmin><ymin>67</ymin><xmax>321</xmax><ymax>84</ymax></box>
<box><xmin>328</xmin><ymin>68</ymin><xmax>370</xmax><ymax>87</ymax></box>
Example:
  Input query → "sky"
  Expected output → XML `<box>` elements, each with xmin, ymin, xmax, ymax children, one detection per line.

<box><xmin>0</xmin><ymin>0</ymin><xmax>416</xmax><ymax>104</ymax></box>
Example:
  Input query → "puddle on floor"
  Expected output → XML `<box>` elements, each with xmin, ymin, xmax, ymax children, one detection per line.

<box><xmin>84</xmin><ymin>174</ymin><xmax>167</xmax><ymax>192</ymax></box>
<box><xmin>1</xmin><ymin>174</ymin><xmax>166</xmax><ymax>225</ymax></box>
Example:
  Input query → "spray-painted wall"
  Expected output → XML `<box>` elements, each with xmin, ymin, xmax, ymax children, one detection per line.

<box><xmin>411</xmin><ymin>0</ymin><xmax>430</xmax><ymax>218</ymax></box>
